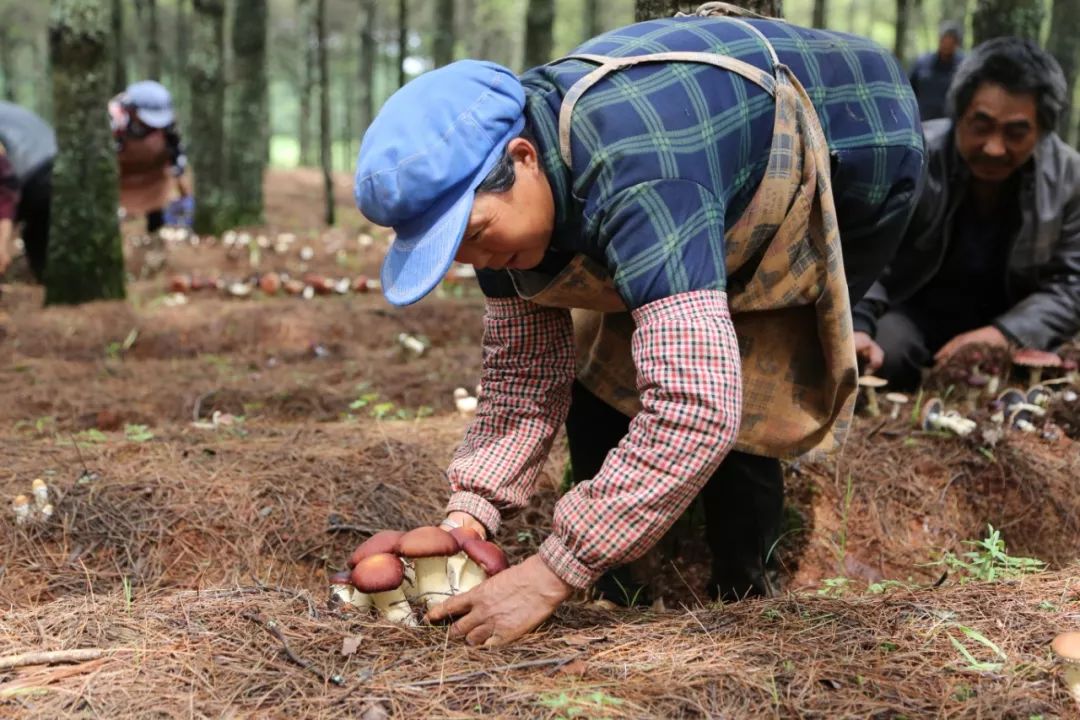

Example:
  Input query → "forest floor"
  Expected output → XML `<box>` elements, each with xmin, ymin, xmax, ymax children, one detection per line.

<box><xmin>0</xmin><ymin>168</ymin><xmax>1078</xmax><ymax>718</ymax></box>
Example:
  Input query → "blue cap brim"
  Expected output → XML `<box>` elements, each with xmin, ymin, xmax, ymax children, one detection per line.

<box><xmin>380</xmin><ymin>116</ymin><xmax>524</xmax><ymax>306</ymax></box>
<box><xmin>138</xmin><ymin>108</ymin><xmax>174</xmax><ymax>128</ymax></box>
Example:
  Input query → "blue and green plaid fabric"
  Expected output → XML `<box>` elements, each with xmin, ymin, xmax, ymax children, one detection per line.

<box><xmin>480</xmin><ymin>17</ymin><xmax>923</xmax><ymax>309</ymax></box>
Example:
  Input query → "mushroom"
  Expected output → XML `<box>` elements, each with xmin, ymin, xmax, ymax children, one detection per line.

<box><xmin>12</xmin><ymin>494</ymin><xmax>30</xmax><ymax>525</ymax></box>
<box><xmin>884</xmin><ymin>392</ymin><xmax>909</xmax><ymax>420</ymax></box>
<box><xmin>168</xmin><ymin>274</ymin><xmax>192</xmax><ymax>293</ymax></box>
<box><xmin>858</xmin><ymin>376</ymin><xmax>888</xmax><ymax>417</ymax></box>
<box><xmin>990</xmin><ymin>389</ymin><xmax>1026</xmax><ymax>424</ymax></box>
<box><xmin>1012</xmin><ymin>348</ymin><xmax>1062</xmax><ymax>386</ymax></box>
<box><xmin>283</xmin><ymin>278</ymin><xmax>306</xmax><ymax>296</ymax></box>
<box><xmin>456</xmin><ymin>539</ymin><xmax>509</xmax><ymax>594</ymax></box>
<box><xmin>258</xmin><ymin>272</ymin><xmax>281</xmax><ymax>295</ymax></box>
<box><xmin>1026</xmin><ymin>384</ymin><xmax>1052</xmax><ymax>408</ymax></box>
<box><xmin>350</xmin><ymin>553</ymin><xmax>416</xmax><ymax>625</ymax></box>
<box><xmin>920</xmin><ymin>397</ymin><xmax>976</xmax><ymax>436</ymax></box>
<box><xmin>227</xmin><ymin>281</ymin><xmax>254</xmax><ymax>298</ymax></box>
<box><xmin>347</xmin><ymin>530</ymin><xmax>405</xmax><ymax>568</ymax></box>
<box><xmin>1053</xmin><ymin>632</ymin><xmax>1080</xmax><ymax>710</ymax></box>
<box><xmin>328</xmin><ymin>569</ymin><xmax>371</xmax><ymax>611</ymax></box>
<box><xmin>351</xmin><ymin>275</ymin><xmax>371</xmax><ymax>293</ymax></box>
<box><xmin>39</xmin><ymin>503</ymin><xmax>53</xmax><ymax>521</ymax></box>
<box><xmin>446</xmin><ymin>526</ymin><xmax>482</xmax><ymax>593</ymax></box>
<box><xmin>1007</xmin><ymin>406</ymin><xmax>1037</xmax><ymax>433</ymax></box>
<box><xmin>398</xmin><ymin>333</ymin><xmax>427</xmax><ymax>356</ymax></box>
<box><xmin>31</xmin><ymin>478</ymin><xmax>49</xmax><ymax>510</ymax></box>
<box><xmin>453</xmin><ymin>387</ymin><xmax>477</xmax><ymax>415</ymax></box>
<box><xmin>397</xmin><ymin>526</ymin><xmax>459</xmax><ymax>611</ymax></box>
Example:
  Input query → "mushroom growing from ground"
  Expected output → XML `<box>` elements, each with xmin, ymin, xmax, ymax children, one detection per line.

<box><xmin>397</xmin><ymin>526</ymin><xmax>459</xmax><ymax>611</ymax></box>
<box><xmin>920</xmin><ymin>397</ymin><xmax>976</xmax><ymax>436</ymax></box>
<box><xmin>456</xmin><ymin>539</ymin><xmax>510</xmax><ymax>594</ymax></box>
<box><xmin>350</xmin><ymin>553</ymin><xmax>416</xmax><ymax>625</ymax></box>
<box><xmin>31</xmin><ymin>478</ymin><xmax>48</xmax><ymax>510</ymax></box>
<box><xmin>347</xmin><ymin>530</ymin><xmax>405</xmax><ymax>568</ymax></box>
<box><xmin>453</xmin><ymin>387</ymin><xmax>477</xmax><ymax>415</ymax></box>
<box><xmin>259</xmin><ymin>272</ymin><xmax>281</xmax><ymax>295</ymax></box>
<box><xmin>12</xmin><ymin>494</ymin><xmax>30</xmax><ymax>525</ymax></box>
<box><xmin>328</xmin><ymin>570</ymin><xmax>371</xmax><ymax>611</ymax></box>
<box><xmin>1007</xmin><ymin>406</ymin><xmax>1038</xmax><ymax>433</ymax></box>
<box><xmin>1052</xmin><ymin>631</ymin><xmax>1080</xmax><ymax>709</ymax></box>
<box><xmin>884</xmin><ymin>392</ymin><xmax>909</xmax><ymax>420</ymax></box>
<box><xmin>1012</xmin><ymin>348</ymin><xmax>1062</xmax><ymax>386</ymax></box>
<box><xmin>1026</xmin><ymin>385</ymin><xmax>1052</xmax><ymax>407</ymax></box>
<box><xmin>858</xmin><ymin>376</ymin><xmax>888</xmax><ymax>417</ymax></box>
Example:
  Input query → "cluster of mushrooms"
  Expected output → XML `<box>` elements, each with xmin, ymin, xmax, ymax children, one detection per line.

<box><xmin>328</xmin><ymin>526</ymin><xmax>507</xmax><ymax>626</ymax></box>
<box><xmin>167</xmin><ymin>271</ymin><xmax>380</xmax><ymax>300</ymax></box>
<box><xmin>858</xmin><ymin>348</ymin><xmax>1077</xmax><ymax>437</ymax></box>
<box><xmin>10</xmin><ymin>478</ymin><xmax>52</xmax><ymax>526</ymax></box>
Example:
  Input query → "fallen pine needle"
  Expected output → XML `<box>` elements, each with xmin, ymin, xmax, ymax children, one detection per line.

<box><xmin>243</xmin><ymin>612</ymin><xmax>345</xmax><ymax>686</ymax></box>
<box><xmin>404</xmin><ymin>656</ymin><xmax>578</xmax><ymax>688</ymax></box>
<box><xmin>0</xmin><ymin>648</ymin><xmax>118</xmax><ymax>671</ymax></box>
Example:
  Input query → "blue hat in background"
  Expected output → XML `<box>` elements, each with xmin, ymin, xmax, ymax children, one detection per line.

<box><xmin>354</xmin><ymin>60</ymin><xmax>525</xmax><ymax>306</ymax></box>
<box><xmin>125</xmin><ymin>80</ymin><xmax>175</xmax><ymax>128</ymax></box>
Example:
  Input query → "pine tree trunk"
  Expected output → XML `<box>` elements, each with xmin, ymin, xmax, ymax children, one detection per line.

<box><xmin>146</xmin><ymin>0</ymin><xmax>161</xmax><ymax>79</ymax></box>
<box><xmin>175</xmin><ymin>0</ymin><xmax>189</xmax><ymax>130</ymax></box>
<box><xmin>110</xmin><ymin>0</ymin><xmax>126</xmax><ymax>93</ymax></box>
<box><xmin>1048</xmin><ymin>0</ymin><xmax>1080</xmax><ymax>142</ymax></box>
<box><xmin>972</xmin><ymin>0</ymin><xmax>1044</xmax><ymax>44</ymax></box>
<box><xmin>585</xmin><ymin>0</ymin><xmax>602</xmax><ymax>39</ymax></box>
<box><xmin>433</xmin><ymin>0</ymin><xmax>455</xmax><ymax>67</ymax></box>
<box><xmin>46</xmin><ymin>0</ymin><xmax>125</xmax><ymax>305</ymax></box>
<box><xmin>812</xmin><ymin>0</ymin><xmax>827</xmax><ymax>27</ymax></box>
<box><xmin>316</xmin><ymin>0</ymin><xmax>334</xmax><ymax>225</ymax></box>
<box><xmin>298</xmin><ymin>0</ymin><xmax>315</xmax><ymax>166</ymax></box>
<box><xmin>228</xmin><ymin>0</ymin><xmax>268</xmax><ymax>226</ymax></box>
<box><xmin>190</xmin><ymin>0</ymin><xmax>228</xmax><ymax>235</ymax></box>
<box><xmin>524</xmin><ymin>0</ymin><xmax>555</xmax><ymax>69</ymax></box>
<box><xmin>0</xmin><ymin>27</ymin><xmax>17</xmax><ymax>102</ymax></box>
<box><xmin>895</xmin><ymin>0</ymin><xmax>911</xmax><ymax>62</ymax></box>
<box><xmin>358</xmin><ymin>0</ymin><xmax>376</xmax><ymax>135</ymax></box>
<box><xmin>398</xmin><ymin>0</ymin><xmax>408</xmax><ymax>88</ymax></box>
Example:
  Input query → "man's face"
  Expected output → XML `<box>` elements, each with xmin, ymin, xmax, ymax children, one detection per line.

<box><xmin>955</xmin><ymin>82</ymin><xmax>1040</xmax><ymax>183</ymax></box>
<box><xmin>456</xmin><ymin>138</ymin><xmax>555</xmax><ymax>271</ymax></box>
<box><xmin>939</xmin><ymin>33</ymin><xmax>959</xmax><ymax>60</ymax></box>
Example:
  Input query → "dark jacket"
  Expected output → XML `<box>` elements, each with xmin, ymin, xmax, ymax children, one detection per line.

<box><xmin>853</xmin><ymin>118</ymin><xmax>1080</xmax><ymax>350</ymax></box>
<box><xmin>908</xmin><ymin>51</ymin><xmax>963</xmax><ymax>121</ymax></box>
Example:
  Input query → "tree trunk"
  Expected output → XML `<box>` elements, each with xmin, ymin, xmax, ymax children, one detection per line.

<box><xmin>190</xmin><ymin>0</ymin><xmax>228</xmax><ymax>235</ymax></box>
<box><xmin>1048</xmin><ymin>0</ymin><xmax>1080</xmax><ymax>142</ymax></box>
<box><xmin>317</xmin><ymin>0</ymin><xmax>334</xmax><ymax>226</ymax></box>
<box><xmin>110</xmin><ymin>0</ymin><xmax>126</xmax><ymax>93</ymax></box>
<box><xmin>585</xmin><ymin>0</ymin><xmax>602</xmax><ymax>39</ymax></box>
<box><xmin>812</xmin><ymin>0</ymin><xmax>827</xmax><ymax>27</ymax></box>
<box><xmin>524</xmin><ymin>0</ymin><xmax>555</xmax><ymax>69</ymax></box>
<box><xmin>433</xmin><ymin>0</ymin><xmax>455</xmax><ymax>67</ymax></box>
<box><xmin>895</xmin><ymin>0</ymin><xmax>911</xmax><ymax>62</ymax></box>
<box><xmin>0</xmin><ymin>28</ymin><xmax>17</xmax><ymax>102</ymax></box>
<box><xmin>228</xmin><ymin>0</ymin><xmax>268</xmax><ymax>226</ymax></box>
<box><xmin>398</xmin><ymin>0</ymin><xmax>408</xmax><ymax>88</ymax></box>
<box><xmin>635</xmin><ymin>0</ymin><xmax>782</xmax><ymax>20</ymax></box>
<box><xmin>298</xmin><ymin>0</ymin><xmax>315</xmax><ymax>166</ymax></box>
<box><xmin>175</xmin><ymin>0</ymin><xmax>189</xmax><ymax>130</ymax></box>
<box><xmin>46</xmin><ymin>0</ymin><xmax>125</xmax><ymax>305</ymax></box>
<box><xmin>972</xmin><ymin>0</ymin><xmax>1044</xmax><ymax>44</ymax></box>
<box><xmin>146</xmin><ymin>0</ymin><xmax>161</xmax><ymax>79</ymax></box>
<box><xmin>358</xmin><ymin>0</ymin><xmax>376</xmax><ymax>135</ymax></box>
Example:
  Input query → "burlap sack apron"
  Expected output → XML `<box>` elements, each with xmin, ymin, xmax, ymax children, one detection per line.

<box><xmin>117</xmin><ymin>130</ymin><xmax>172</xmax><ymax>216</ymax></box>
<box><xmin>509</xmin><ymin>21</ymin><xmax>857</xmax><ymax>460</ymax></box>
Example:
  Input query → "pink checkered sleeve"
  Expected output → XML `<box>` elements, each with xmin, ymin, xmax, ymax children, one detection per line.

<box><xmin>445</xmin><ymin>296</ymin><xmax>576</xmax><ymax>536</ymax></box>
<box><xmin>539</xmin><ymin>289</ymin><xmax>742</xmax><ymax>588</ymax></box>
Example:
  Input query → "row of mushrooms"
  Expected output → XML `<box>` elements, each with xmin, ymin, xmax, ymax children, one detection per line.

<box><xmin>329</xmin><ymin>526</ymin><xmax>507</xmax><ymax>626</ymax></box>
<box><xmin>168</xmin><ymin>271</ymin><xmax>381</xmax><ymax>300</ymax></box>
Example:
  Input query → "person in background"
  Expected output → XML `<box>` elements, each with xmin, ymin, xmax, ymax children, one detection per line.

<box><xmin>0</xmin><ymin>102</ymin><xmax>56</xmax><ymax>281</ymax></box>
<box><xmin>108</xmin><ymin>80</ymin><xmax>188</xmax><ymax>234</ymax></box>
<box><xmin>909</xmin><ymin>21</ymin><xmax>965</xmax><ymax>121</ymax></box>
<box><xmin>854</xmin><ymin>38</ymin><xmax>1080</xmax><ymax>389</ymax></box>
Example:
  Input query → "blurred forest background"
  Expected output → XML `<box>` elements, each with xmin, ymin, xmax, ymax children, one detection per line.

<box><xmin>6</xmin><ymin>0</ymin><xmax>1063</xmax><ymax>178</ymax></box>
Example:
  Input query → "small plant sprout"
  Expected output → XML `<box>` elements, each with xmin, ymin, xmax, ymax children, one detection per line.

<box><xmin>920</xmin><ymin>397</ymin><xmax>976</xmax><ymax>436</ymax></box>
<box><xmin>397</xmin><ymin>526</ymin><xmax>459</xmax><ymax>611</ymax></box>
<box><xmin>1052</xmin><ymin>632</ymin><xmax>1080</xmax><ymax>710</ymax></box>
<box><xmin>453</xmin><ymin>387</ymin><xmax>477</xmax><ymax>415</ymax></box>
<box><xmin>884</xmin><ymin>392</ymin><xmax>908</xmax><ymax>420</ymax></box>
<box><xmin>31</xmin><ymin>478</ymin><xmax>48</xmax><ymax>510</ymax></box>
<box><xmin>1011</xmin><ymin>348</ymin><xmax>1062</xmax><ymax>386</ymax></box>
<box><xmin>858</xmin><ymin>375</ymin><xmax>888</xmax><ymax>416</ymax></box>
<box><xmin>12</xmin><ymin>494</ymin><xmax>30</xmax><ymax>525</ymax></box>
<box><xmin>350</xmin><ymin>553</ymin><xmax>416</xmax><ymax>626</ymax></box>
<box><xmin>456</xmin><ymin>539</ymin><xmax>510</xmax><ymax>594</ymax></box>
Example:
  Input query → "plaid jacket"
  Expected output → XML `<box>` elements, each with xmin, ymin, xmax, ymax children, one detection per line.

<box><xmin>449</xmin><ymin>18</ymin><xmax>923</xmax><ymax>588</ymax></box>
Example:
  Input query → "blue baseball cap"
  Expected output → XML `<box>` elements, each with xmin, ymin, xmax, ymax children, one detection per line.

<box><xmin>125</xmin><ymin>80</ymin><xmax>175</xmax><ymax>128</ymax></box>
<box><xmin>354</xmin><ymin>60</ymin><xmax>525</xmax><ymax>306</ymax></box>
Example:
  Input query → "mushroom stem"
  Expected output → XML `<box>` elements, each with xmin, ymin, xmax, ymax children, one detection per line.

<box><xmin>12</xmin><ymin>495</ymin><xmax>30</xmax><ymax>525</ymax></box>
<box><xmin>446</xmin><ymin>551</ymin><xmax>469</xmax><ymax>593</ymax></box>
<box><xmin>412</xmin><ymin>556</ymin><xmax>454</xmax><ymax>610</ymax></box>
<box><xmin>371</xmin><ymin>587</ymin><xmax>417</xmax><ymax>626</ymax></box>
<box><xmin>865</xmin><ymin>389</ymin><xmax>881</xmax><ymax>417</ymax></box>
<box><xmin>31</xmin><ymin>479</ymin><xmax>48</xmax><ymax>510</ymax></box>
<box><xmin>1064</xmin><ymin>663</ymin><xmax>1080</xmax><ymax>708</ymax></box>
<box><xmin>457</xmin><ymin>559</ymin><xmax>487</xmax><ymax>594</ymax></box>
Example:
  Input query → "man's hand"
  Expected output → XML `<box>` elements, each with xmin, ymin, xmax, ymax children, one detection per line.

<box><xmin>0</xmin><ymin>218</ymin><xmax>13</xmax><ymax>275</ymax></box>
<box><xmin>933</xmin><ymin>325</ymin><xmax>1009</xmax><ymax>366</ymax></box>
<box><xmin>425</xmin><ymin>554</ymin><xmax>574</xmax><ymax>646</ymax></box>
<box><xmin>854</xmin><ymin>331</ymin><xmax>884</xmax><ymax>374</ymax></box>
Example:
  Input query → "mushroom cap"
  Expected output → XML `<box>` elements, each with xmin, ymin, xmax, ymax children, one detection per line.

<box><xmin>858</xmin><ymin>375</ymin><xmax>888</xmax><ymax>389</ymax></box>
<box><xmin>966</xmin><ymin>374</ymin><xmax>990</xmax><ymax>387</ymax></box>
<box><xmin>1052</xmin><ymin>631</ymin><xmax>1080</xmax><ymax>662</ymax></box>
<box><xmin>449</xmin><ymin>526</ymin><xmax>482</xmax><ymax>547</ymax></box>
<box><xmin>350</xmin><ymin>553</ymin><xmax>404</xmax><ymax>593</ymax></box>
<box><xmin>1007</xmin><ymin>407</ymin><xmax>1033</xmax><ymax>428</ymax></box>
<box><xmin>995</xmin><ymin>389</ymin><xmax>1026</xmax><ymax>409</ymax></box>
<box><xmin>397</xmin><ymin>526</ymin><xmax>459</xmax><ymax>558</ymax></box>
<box><xmin>884</xmin><ymin>392</ymin><xmax>909</xmax><ymax>404</ymax></box>
<box><xmin>462</xmin><ymin>539</ymin><xmax>509</xmax><ymax>575</ymax></box>
<box><xmin>453</xmin><ymin>387</ymin><xmax>469</xmax><ymax>399</ymax></box>
<box><xmin>1026</xmin><ymin>385</ymin><xmax>1051</xmax><ymax>404</ymax></box>
<box><xmin>12</xmin><ymin>494</ymin><xmax>29</xmax><ymax>507</ymax></box>
<box><xmin>920</xmin><ymin>397</ymin><xmax>944</xmax><ymax>430</ymax></box>
<box><xmin>348</xmin><ymin>529</ymin><xmax>405</xmax><ymax>568</ymax></box>
<box><xmin>329</xmin><ymin>570</ymin><xmax>354</xmax><ymax>586</ymax></box>
<box><xmin>1012</xmin><ymin>348</ymin><xmax>1063</xmax><ymax>368</ymax></box>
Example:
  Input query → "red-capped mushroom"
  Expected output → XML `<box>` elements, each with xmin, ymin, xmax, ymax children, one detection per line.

<box><xmin>350</xmin><ymin>553</ymin><xmax>415</xmax><ymax>625</ymax></box>
<box><xmin>1052</xmin><ymin>632</ymin><xmax>1080</xmax><ymax>710</ymax></box>
<box><xmin>328</xmin><ymin>569</ymin><xmax>371</xmax><ymax>611</ymax></box>
<box><xmin>1012</xmin><ymin>348</ymin><xmax>1062</xmax><ymax>386</ymax></box>
<box><xmin>259</xmin><ymin>272</ymin><xmax>281</xmax><ymax>295</ymax></box>
<box><xmin>347</xmin><ymin>530</ymin><xmax>404</xmax><ymax>568</ymax></box>
<box><xmin>398</xmin><ymin>526</ymin><xmax>459</xmax><ymax>610</ymax></box>
<box><xmin>456</xmin><ymin>539</ymin><xmax>509</xmax><ymax>593</ymax></box>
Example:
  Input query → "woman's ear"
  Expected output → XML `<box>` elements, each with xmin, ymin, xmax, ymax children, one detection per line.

<box><xmin>507</xmin><ymin>137</ymin><xmax>539</xmax><ymax>169</ymax></box>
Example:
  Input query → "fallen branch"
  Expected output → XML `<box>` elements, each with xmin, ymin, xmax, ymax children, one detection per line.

<box><xmin>0</xmin><ymin>648</ymin><xmax>117</xmax><ymax>671</ymax></box>
<box><xmin>243</xmin><ymin>612</ymin><xmax>344</xmax><ymax>686</ymax></box>
<box><xmin>404</xmin><ymin>656</ymin><xmax>578</xmax><ymax>688</ymax></box>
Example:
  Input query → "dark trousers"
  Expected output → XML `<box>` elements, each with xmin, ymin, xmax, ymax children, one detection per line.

<box><xmin>565</xmin><ymin>380</ymin><xmax>784</xmax><ymax>603</ymax></box>
<box><xmin>875</xmin><ymin>308</ymin><xmax>934</xmax><ymax>391</ymax></box>
<box><xmin>16</xmin><ymin>161</ymin><xmax>52</xmax><ymax>282</ymax></box>
<box><xmin>147</xmin><ymin>209</ymin><xmax>164</xmax><ymax>234</ymax></box>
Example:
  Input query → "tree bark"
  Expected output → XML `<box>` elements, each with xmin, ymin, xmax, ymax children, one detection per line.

<box><xmin>433</xmin><ymin>0</ymin><xmax>455</xmax><ymax>68</ymax></box>
<box><xmin>298</xmin><ymin>0</ymin><xmax>315</xmax><ymax>166</ymax></box>
<box><xmin>228</xmin><ymin>0</ymin><xmax>268</xmax><ymax>226</ymax></box>
<box><xmin>46</xmin><ymin>0</ymin><xmax>125</xmax><ymax>305</ymax></box>
<box><xmin>110</xmin><ymin>0</ymin><xmax>126</xmax><ymax>93</ymax></box>
<box><xmin>190</xmin><ymin>0</ymin><xmax>228</xmax><ymax>234</ymax></box>
<box><xmin>585</xmin><ymin>0</ymin><xmax>602</xmax><ymax>39</ymax></box>
<box><xmin>895</xmin><ymin>0</ymin><xmax>911</xmax><ymax>62</ymax></box>
<box><xmin>0</xmin><ymin>27</ymin><xmax>17</xmax><ymax>102</ymax></box>
<box><xmin>398</xmin><ymin>0</ymin><xmax>408</xmax><ymax>88</ymax></box>
<box><xmin>812</xmin><ymin>0</ymin><xmax>827</xmax><ymax>27</ymax></box>
<box><xmin>1048</xmin><ymin>0</ymin><xmax>1080</xmax><ymax>142</ymax></box>
<box><xmin>317</xmin><ymin>0</ymin><xmax>334</xmax><ymax>226</ymax></box>
<box><xmin>972</xmin><ymin>0</ymin><xmax>1044</xmax><ymax>44</ymax></box>
<box><xmin>524</xmin><ymin>0</ymin><xmax>555</xmax><ymax>69</ymax></box>
<box><xmin>175</xmin><ymin>0</ymin><xmax>189</xmax><ymax>129</ymax></box>
<box><xmin>146</xmin><ymin>0</ymin><xmax>161</xmax><ymax>80</ymax></box>
<box><xmin>358</xmin><ymin>0</ymin><xmax>376</xmax><ymax>135</ymax></box>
